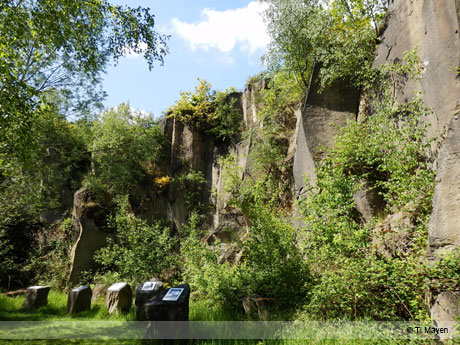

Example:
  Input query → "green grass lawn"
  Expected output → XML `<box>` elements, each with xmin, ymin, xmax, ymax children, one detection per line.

<box><xmin>0</xmin><ymin>292</ymin><xmax>445</xmax><ymax>345</ymax></box>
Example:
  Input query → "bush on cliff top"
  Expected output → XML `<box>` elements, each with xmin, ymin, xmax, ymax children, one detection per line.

<box><xmin>168</xmin><ymin>79</ymin><xmax>242</xmax><ymax>143</ymax></box>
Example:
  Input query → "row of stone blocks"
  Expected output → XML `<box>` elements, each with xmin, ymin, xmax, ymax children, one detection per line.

<box><xmin>19</xmin><ymin>280</ymin><xmax>190</xmax><ymax>321</ymax></box>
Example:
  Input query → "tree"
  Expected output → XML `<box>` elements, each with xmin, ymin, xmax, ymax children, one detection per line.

<box><xmin>168</xmin><ymin>79</ymin><xmax>242</xmax><ymax>143</ymax></box>
<box><xmin>261</xmin><ymin>0</ymin><xmax>387</xmax><ymax>90</ymax></box>
<box><xmin>86</xmin><ymin>103</ymin><xmax>167</xmax><ymax>197</ymax></box>
<box><xmin>0</xmin><ymin>0</ymin><xmax>168</xmax><ymax>166</ymax></box>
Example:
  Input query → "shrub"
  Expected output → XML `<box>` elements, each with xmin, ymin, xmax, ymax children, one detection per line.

<box><xmin>168</xmin><ymin>79</ymin><xmax>242</xmax><ymax>142</ymax></box>
<box><xmin>298</xmin><ymin>52</ymin><xmax>435</xmax><ymax>320</ymax></box>
<box><xmin>95</xmin><ymin>196</ymin><xmax>178</xmax><ymax>284</ymax></box>
<box><xmin>181</xmin><ymin>205</ymin><xmax>310</xmax><ymax>312</ymax></box>
<box><xmin>86</xmin><ymin>103</ymin><xmax>167</xmax><ymax>198</ymax></box>
<box><xmin>241</xmin><ymin>204</ymin><xmax>311</xmax><ymax>309</ymax></box>
<box><xmin>180</xmin><ymin>213</ymin><xmax>244</xmax><ymax>311</ymax></box>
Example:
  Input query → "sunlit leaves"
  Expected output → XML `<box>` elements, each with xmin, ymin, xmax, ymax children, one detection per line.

<box><xmin>0</xmin><ymin>0</ymin><xmax>168</xmax><ymax>165</ymax></box>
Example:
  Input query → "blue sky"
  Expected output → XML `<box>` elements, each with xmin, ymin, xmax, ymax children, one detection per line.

<box><xmin>102</xmin><ymin>1</ymin><xmax>269</xmax><ymax>117</ymax></box>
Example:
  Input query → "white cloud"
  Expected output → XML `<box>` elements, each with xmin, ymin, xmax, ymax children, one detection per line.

<box><xmin>171</xmin><ymin>1</ymin><xmax>269</xmax><ymax>55</ymax></box>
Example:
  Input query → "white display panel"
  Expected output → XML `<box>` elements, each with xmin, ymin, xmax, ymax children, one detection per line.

<box><xmin>162</xmin><ymin>288</ymin><xmax>184</xmax><ymax>301</ymax></box>
<box><xmin>141</xmin><ymin>282</ymin><xmax>157</xmax><ymax>291</ymax></box>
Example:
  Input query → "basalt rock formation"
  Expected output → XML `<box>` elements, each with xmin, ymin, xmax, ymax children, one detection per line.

<box><xmin>374</xmin><ymin>0</ymin><xmax>460</xmax><ymax>328</ymax></box>
<box><xmin>67</xmin><ymin>0</ymin><xmax>460</xmax><ymax>328</ymax></box>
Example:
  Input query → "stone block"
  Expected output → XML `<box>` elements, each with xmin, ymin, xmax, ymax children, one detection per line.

<box><xmin>67</xmin><ymin>285</ymin><xmax>92</xmax><ymax>314</ymax></box>
<box><xmin>353</xmin><ymin>186</ymin><xmax>384</xmax><ymax>222</ymax></box>
<box><xmin>106</xmin><ymin>282</ymin><xmax>132</xmax><ymax>314</ymax></box>
<box><xmin>21</xmin><ymin>286</ymin><xmax>50</xmax><ymax>309</ymax></box>
<box><xmin>134</xmin><ymin>279</ymin><xmax>164</xmax><ymax>320</ymax></box>
<box><xmin>144</xmin><ymin>283</ymin><xmax>190</xmax><ymax>321</ymax></box>
<box><xmin>91</xmin><ymin>284</ymin><xmax>107</xmax><ymax>302</ymax></box>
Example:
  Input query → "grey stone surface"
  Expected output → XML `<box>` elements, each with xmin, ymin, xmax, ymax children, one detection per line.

<box><xmin>375</xmin><ymin>0</ymin><xmax>460</xmax><ymax>327</ymax></box>
<box><xmin>374</xmin><ymin>0</ymin><xmax>460</xmax><ymax>148</ymax></box>
<box><xmin>371</xmin><ymin>210</ymin><xmax>414</xmax><ymax>258</ymax></box>
<box><xmin>242</xmin><ymin>79</ymin><xmax>267</xmax><ymax>127</ymax></box>
<box><xmin>68</xmin><ymin>188</ymin><xmax>109</xmax><ymax>285</ymax></box>
<box><xmin>106</xmin><ymin>282</ymin><xmax>132</xmax><ymax>314</ymax></box>
<box><xmin>428</xmin><ymin>114</ymin><xmax>460</xmax><ymax>260</ymax></box>
<box><xmin>168</xmin><ymin>117</ymin><xmax>215</xmax><ymax>232</ymax></box>
<box><xmin>67</xmin><ymin>285</ymin><xmax>92</xmax><ymax>314</ymax></box>
<box><xmin>430</xmin><ymin>291</ymin><xmax>460</xmax><ymax>341</ymax></box>
<box><xmin>21</xmin><ymin>286</ymin><xmax>50</xmax><ymax>310</ymax></box>
<box><xmin>293</xmin><ymin>65</ymin><xmax>359</xmax><ymax>196</ymax></box>
<box><xmin>353</xmin><ymin>187</ymin><xmax>385</xmax><ymax>222</ymax></box>
<box><xmin>293</xmin><ymin>113</ymin><xmax>317</xmax><ymax>196</ymax></box>
<box><xmin>91</xmin><ymin>284</ymin><xmax>107</xmax><ymax>302</ymax></box>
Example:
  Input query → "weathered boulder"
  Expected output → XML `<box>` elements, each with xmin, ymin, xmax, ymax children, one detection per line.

<box><xmin>106</xmin><ymin>282</ymin><xmax>132</xmax><ymax>314</ymax></box>
<box><xmin>67</xmin><ymin>285</ymin><xmax>92</xmax><ymax>314</ymax></box>
<box><xmin>134</xmin><ymin>279</ymin><xmax>164</xmax><ymax>320</ymax></box>
<box><xmin>144</xmin><ymin>283</ymin><xmax>190</xmax><ymax>321</ymax></box>
<box><xmin>21</xmin><ymin>286</ymin><xmax>50</xmax><ymax>310</ymax></box>
<box><xmin>68</xmin><ymin>188</ymin><xmax>109</xmax><ymax>285</ymax></box>
<box><xmin>430</xmin><ymin>291</ymin><xmax>460</xmax><ymax>341</ymax></box>
<box><xmin>371</xmin><ymin>210</ymin><xmax>415</xmax><ymax>258</ymax></box>
<box><xmin>353</xmin><ymin>186</ymin><xmax>385</xmax><ymax>222</ymax></box>
<box><xmin>91</xmin><ymin>284</ymin><xmax>108</xmax><ymax>302</ymax></box>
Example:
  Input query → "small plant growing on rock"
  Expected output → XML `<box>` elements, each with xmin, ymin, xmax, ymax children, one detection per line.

<box><xmin>168</xmin><ymin>79</ymin><xmax>242</xmax><ymax>143</ymax></box>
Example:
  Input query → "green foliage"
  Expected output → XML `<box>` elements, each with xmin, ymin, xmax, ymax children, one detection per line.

<box><xmin>95</xmin><ymin>195</ymin><xmax>178</xmax><ymax>284</ymax></box>
<box><xmin>168</xmin><ymin>79</ymin><xmax>242</xmax><ymax>142</ymax></box>
<box><xmin>85</xmin><ymin>103</ymin><xmax>167</xmax><ymax>197</ymax></box>
<box><xmin>262</xmin><ymin>0</ymin><xmax>387</xmax><ymax>89</ymax></box>
<box><xmin>222</xmin><ymin>72</ymin><xmax>301</xmax><ymax>212</ymax></box>
<box><xmin>206</xmin><ymin>90</ymin><xmax>242</xmax><ymax>142</ymax></box>
<box><xmin>0</xmin><ymin>104</ymin><xmax>88</xmax><ymax>217</ymax></box>
<box><xmin>0</xmin><ymin>227</ymin><xmax>16</xmax><ymax>290</ymax></box>
<box><xmin>0</xmin><ymin>0</ymin><xmax>168</xmax><ymax>166</ymax></box>
<box><xmin>0</xmin><ymin>106</ymin><xmax>88</xmax><ymax>290</ymax></box>
<box><xmin>168</xmin><ymin>79</ymin><xmax>216</xmax><ymax>127</ymax></box>
<box><xmin>298</xmin><ymin>53</ymin><xmax>435</xmax><ymax>320</ymax></box>
<box><xmin>427</xmin><ymin>249</ymin><xmax>460</xmax><ymax>295</ymax></box>
<box><xmin>241</xmin><ymin>205</ymin><xmax>311</xmax><ymax>308</ymax></box>
<box><xmin>32</xmin><ymin>218</ymin><xmax>74</xmax><ymax>289</ymax></box>
<box><xmin>173</xmin><ymin>169</ymin><xmax>208</xmax><ymax>215</ymax></box>
<box><xmin>180</xmin><ymin>213</ymin><xmax>244</xmax><ymax>310</ymax></box>
<box><xmin>185</xmin><ymin>71</ymin><xmax>308</xmax><ymax>311</ymax></box>
<box><xmin>181</xmin><ymin>206</ymin><xmax>310</xmax><ymax>313</ymax></box>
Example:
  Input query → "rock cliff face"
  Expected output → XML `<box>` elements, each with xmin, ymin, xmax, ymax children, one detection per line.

<box><xmin>68</xmin><ymin>1</ymin><xmax>460</xmax><ymax>324</ymax></box>
<box><xmin>375</xmin><ymin>0</ymin><xmax>460</xmax><ymax>259</ymax></box>
<box><xmin>293</xmin><ymin>65</ymin><xmax>360</xmax><ymax>197</ymax></box>
<box><xmin>374</xmin><ymin>0</ymin><xmax>460</xmax><ymax>143</ymax></box>
<box><xmin>69</xmin><ymin>86</ymin><xmax>262</xmax><ymax>281</ymax></box>
<box><xmin>68</xmin><ymin>188</ymin><xmax>110</xmax><ymax>285</ymax></box>
<box><xmin>375</xmin><ymin>0</ymin><xmax>460</xmax><ymax>327</ymax></box>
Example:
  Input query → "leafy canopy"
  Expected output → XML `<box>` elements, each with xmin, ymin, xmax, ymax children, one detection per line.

<box><xmin>168</xmin><ymin>79</ymin><xmax>242</xmax><ymax>142</ymax></box>
<box><xmin>262</xmin><ymin>0</ymin><xmax>387</xmax><ymax>89</ymax></box>
<box><xmin>0</xmin><ymin>0</ymin><xmax>168</xmax><ymax>164</ymax></box>
<box><xmin>86</xmin><ymin>103</ymin><xmax>167</xmax><ymax>197</ymax></box>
